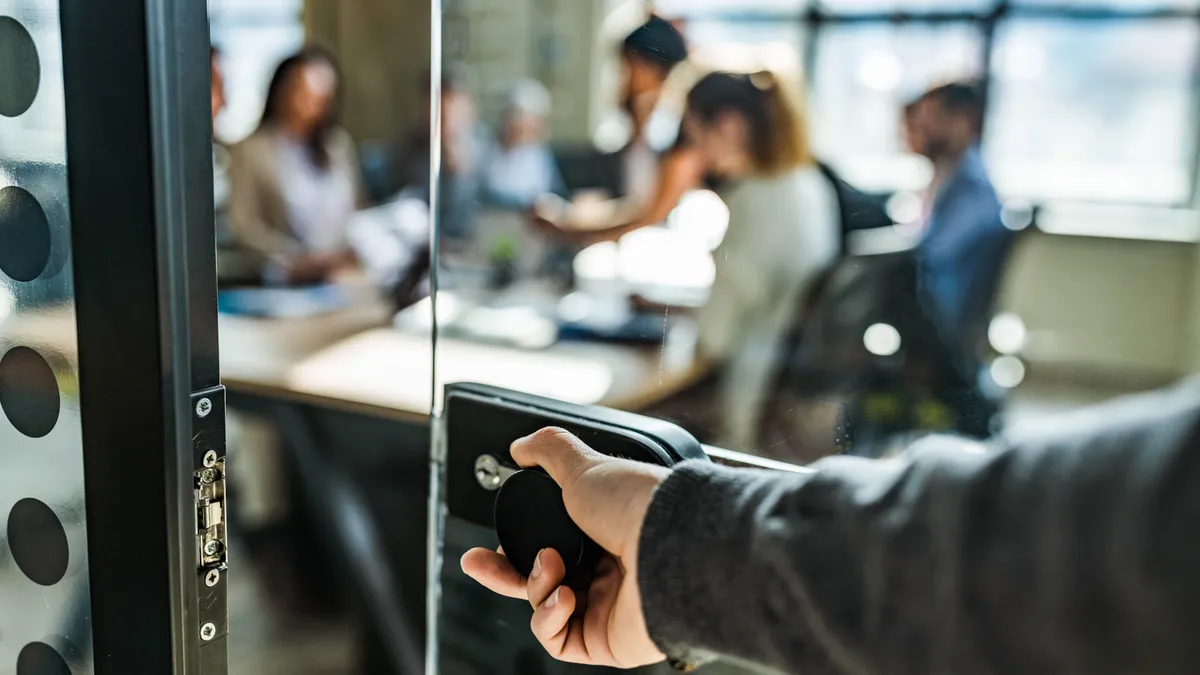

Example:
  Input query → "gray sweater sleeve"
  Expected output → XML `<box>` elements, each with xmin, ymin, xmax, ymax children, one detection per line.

<box><xmin>637</xmin><ymin>381</ymin><xmax>1200</xmax><ymax>675</ymax></box>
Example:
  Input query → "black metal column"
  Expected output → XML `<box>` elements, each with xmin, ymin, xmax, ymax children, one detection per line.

<box><xmin>61</xmin><ymin>0</ymin><xmax>224</xmax><ymax>673</ymax></box>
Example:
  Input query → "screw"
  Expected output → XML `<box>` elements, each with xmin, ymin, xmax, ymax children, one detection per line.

<box><xmin>195</xmin><ymin>398</ymin><xmax>213</xmax><ymax>418</ymax></box>
<box><xmin>205</xmin><ymin>569</ymin><xmax>221</xmax><ymax>588</ymax></box>
<box><xmin>200</xmin><ymin>622</ymin><xmax>217</xmax><ymax>641</ymax></box>
<box><xmin>200</xmin><ymin>468</ymin><xmax>218</xmax><ymax>484</ymax></box>
<box><xmin>202</xmin><ymin>450</ymin><xmax>218</xmax><ymax>468</ymax></box>
<box><xmin>203</xmin><ymin>539</ymin><xmax>223</xmax><ymax>557</ymax></box>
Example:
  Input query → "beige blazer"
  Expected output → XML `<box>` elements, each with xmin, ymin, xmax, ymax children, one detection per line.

<box><xmin>224</xmin><ymin>126</ymin><xmax>364</xmax><ymax>277</ymax></box>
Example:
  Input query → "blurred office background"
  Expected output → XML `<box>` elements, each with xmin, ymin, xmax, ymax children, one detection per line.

<box><xmin>199</xmin><ymin>0</ymin><xmax>1200</xmax><ymax>673</ymax></box>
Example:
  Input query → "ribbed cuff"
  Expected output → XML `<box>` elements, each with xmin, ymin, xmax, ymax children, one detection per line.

<box><xmin>636</xmin><ymin>461</ymin><xmax>770</xmax><ymax>663</ymax></box>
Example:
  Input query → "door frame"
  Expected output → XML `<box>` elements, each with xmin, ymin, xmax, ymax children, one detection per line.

<box><xmin>62</xmin><ymin>0</ymin><xmax>225</xmax><ymax>673</ymax></box>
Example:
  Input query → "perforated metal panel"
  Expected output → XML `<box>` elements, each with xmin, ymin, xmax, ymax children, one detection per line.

<box><xmin>0</xmin><ymin>1</ymin><xmax>94</xmax><ymax>674</ymax></box>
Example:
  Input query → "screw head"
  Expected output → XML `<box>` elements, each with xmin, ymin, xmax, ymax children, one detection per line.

<box><xmin>205</xmin><ymin>569</ymin><xmax>221</xmax><ymax>587</ymax></box>
<box><xmin>200</xmin><ymin>622</ymin><xmax>217</xmax><ymax>641</ymax></box>
<box><xmin>200</xmin><ymin>468</ymin><xmax>218</xmax><ymax>484</ymax></box>
<box><xmin>195</xmin><ymin>398</ymin><xmax>213</xmax><ymax>418</ymax></box>
<box><xmin>202</xmin><ymin>450</ymin><xmax>218</xmax><ymax>468</ymax></box>
<box><xmin>203</xmin><ymin>539</ymin><xmax>223</xmax><ymax>557</ymax></box>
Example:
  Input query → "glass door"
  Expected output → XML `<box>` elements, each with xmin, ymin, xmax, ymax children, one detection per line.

<box><xmin>1</xmin><ymin>0</ymin><xmax>225</xmax><ymax>673</ymax></box>
<box><xmin>422</xmin><ymin>0</ymin><xmax>1199</xmax><ymax>672</ymax></box>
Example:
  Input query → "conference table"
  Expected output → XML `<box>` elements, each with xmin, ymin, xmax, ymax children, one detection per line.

<box><xmin>217</xmin><ymin>284</ymin><xmax>706</xmax><ymax>424</ymax></box>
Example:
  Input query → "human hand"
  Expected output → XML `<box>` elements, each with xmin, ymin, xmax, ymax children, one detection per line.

<box><xmin>530</xmin><ymin>195</ymin><xmax>572</xmax><ymax>240</ymax></box>
<box><xmin>461</xmin><ymin>428</ymin><xmax>671</xmax><ymax>669</ymax></box>
<box><xmin>285</xmin><ymin>254</ymin><xmax>335</xmax><ymax>285</ymax></box>
<box><xmin>286</xmin><ymin>251</ymin><xmax>357</xmax><ymax>285</ymax></box>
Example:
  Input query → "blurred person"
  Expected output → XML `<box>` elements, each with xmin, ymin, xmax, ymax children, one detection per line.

<box><xmin>534</xmin><ymin>14</ymin><xmax>706</xmax><ymax>244</ymax></box>
<box><xmin>388</xmin><ymin>66</ymin><xmax>489</xmax><ymax>242</ymax></box>
<box><xmin>228</xmin><ymin>47</ymin><xmax>363</xmax><ymax>286</ymax></box>
<box><xmin>481</xmin><ymin>79</ymin><xmax>565</xmax><ymax>209</ymax></box>
<box><xmin>673</xmin><ymin>71</ymin><xmax>840</xmax><ymax>453</ymax></box>
<box><xmin>211</xmin><ymin>45</ymin><xmax>226</xmax><ymax>126</ymax></box>
<box><xmin>211</xmin><ymin>45</ymin><xmax>229</xmax><ymax>240</ymax></box>
<box><xmin>463</xmin><ymin>380</ymin><xmax>1200</xmax><ymax>673</ymax></box>
<box><xmin>616</xmin><ymin>14</ymin><xmax>693</xmax><ymax>209</ymax></box>
<box><xmin>909</xmin><ymin>82</ymin><xmax>1015</xmax><ymax>359</ymax></box>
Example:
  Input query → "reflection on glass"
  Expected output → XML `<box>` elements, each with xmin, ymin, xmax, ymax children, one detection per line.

<box><xmin>810</xmin><ymin>22</ymin><xmax>984</xmax><ymax>191</ymax></box>
<box><xmin>985</xmin><ymin>18</ymin><xmax>1200</xmax><ymax>204</ymax></box>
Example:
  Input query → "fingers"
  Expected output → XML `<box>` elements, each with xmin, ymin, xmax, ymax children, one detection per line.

<box><xmin>526</xmin><ymin>549</ymin><xmax>583</xmax><ymax>661</ymax></box>
<box><xmin>530</xmin><ymin>558</ymin><xmax>626</xmax><ymax>667</ymax></box>
<box><xmin>526</xmin><ymin>549</ymin><xmax>566</xmax><ymax>610</ymax></box>
<box><xmin>580</xmin><ymin>557</ymin><xmax>622</xmax><ymax>664</ymax></box>
<box><xmin>511</xmin><ymin>427</ymin><xmax>598</xmax><ymax>488</ymax></box>
<box><xmin>460</xmin><ymin>548</ymin><xmax>525</xmax><ymax>600</ymax></box>
<box><xmin>530</xmin><ymin>585</ymin><xmax>577</xmax><ymax>658</ymax></box>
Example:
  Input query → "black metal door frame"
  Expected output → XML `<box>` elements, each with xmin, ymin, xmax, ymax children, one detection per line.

<box><xmin>61</xmin><ymin>0</ymin><xmax>226</xmax><ymax>673</ymax></box>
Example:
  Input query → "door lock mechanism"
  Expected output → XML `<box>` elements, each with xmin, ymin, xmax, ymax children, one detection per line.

<box><xmin>474</xmin><ymin>454</ymin><xmax>520</xmax><ymax>491</ymax></box>
<box><xmin>192</xmin><ymin>386</ymin><xmax>228</xmax><ymax>661</ymax></box>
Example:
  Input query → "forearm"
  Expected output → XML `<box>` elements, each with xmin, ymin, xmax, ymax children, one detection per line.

<box><xmin>638</xmin><ymin>382</ymin><xmax>1200</xmax><ymax>674</ymax></box>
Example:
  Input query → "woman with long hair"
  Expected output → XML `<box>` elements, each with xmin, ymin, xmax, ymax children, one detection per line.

<box><xmin>227</xmin><ymin>47</ymin><xmax>363</xmax><ymax>285</ymax></box>
<box><xmin>683</xmin><ymin>70</ymin><xmax>841</xmax><ymax>453</ymax></box>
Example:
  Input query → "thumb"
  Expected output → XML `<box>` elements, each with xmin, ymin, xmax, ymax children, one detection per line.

<box><xmin>510</xmin><ymin>427</ymin><xmax>600</xmax><ymax>490</ymax></box>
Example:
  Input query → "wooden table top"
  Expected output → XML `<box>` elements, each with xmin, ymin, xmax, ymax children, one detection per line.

<box><xmin>4</xmin><ymin>289</ymin><xmax>705</xmax><ymax>425</ymax></box>
<box><xmin>278</xmin><ymin>326</ymin><xmax>706</xmax><ymax>423</ymax></box>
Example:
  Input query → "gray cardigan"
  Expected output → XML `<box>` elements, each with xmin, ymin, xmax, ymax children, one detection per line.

<box><xmin>639</xmin><ymin>379</ymin><xmax>1200</xmax><ymax>674</ymax></box>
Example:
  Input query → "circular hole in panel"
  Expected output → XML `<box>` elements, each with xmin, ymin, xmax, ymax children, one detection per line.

<box><xmin>17</xmin><ymin>642</ymin><xmax>71</xmax><ymax>675</ymax></box>
<box><xmin>0</xmin><ymin>186</ymin><xmax>52</xmax><ymax>282</ymax></box>
<box><xmin>0</xmin><ymin>16</ymin><xmax>40</xmax><ymax>118</ymax></box>
<box><xmin>0</xmin><ymin>346</ymin><xmax>61</xmax><ymax>438</ymax></box>
<box><xmin>7</xmin><ymin>498</ymin><xmax>69</xmax><ymax>586</ymax></box>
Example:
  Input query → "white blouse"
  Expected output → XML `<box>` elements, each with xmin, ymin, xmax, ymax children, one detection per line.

<box><xmin>697</xmin><ymin>165</ymin><xmax>840</xmax><ymax>453</ymax></box>
<box><xmin>274</xmin><ymin>135</ymin><xmax>357</xmax><ymax>254</ymax></box>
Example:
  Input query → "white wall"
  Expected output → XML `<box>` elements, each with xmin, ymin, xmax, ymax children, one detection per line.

<box><xmin>1190</xmin><ymin>242</ymin><xmax>1200</xmax><ymax>373</ymax></box>
<box><xmin>998</xmin><ymin>232</ymin><xmax>1198</xmax><ymax>383</ymax></box>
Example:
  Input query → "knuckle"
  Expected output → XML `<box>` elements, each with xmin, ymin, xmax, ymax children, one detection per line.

<box><xmin>531</xmin><ymin>426</ymin><xmax>574</xmax><ymax>445</ymax></box>
<box><xmin>512</xmin><ymin>426</ymin><xmax>569</xmax><ymax>453</ymax></box>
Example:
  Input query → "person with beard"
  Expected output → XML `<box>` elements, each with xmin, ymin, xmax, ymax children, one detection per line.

<box><xmin>908</xmin><ymin>82</ymin><xmax>1015</xmax><ymax>360</ymax></box>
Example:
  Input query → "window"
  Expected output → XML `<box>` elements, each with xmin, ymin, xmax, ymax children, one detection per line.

<box><xmin>685</xmin><ymin>19</ymin><xmax>807</xmax><ymax>74</ymax></box>
<box><xmin>818</xmin><ymin>0</ymin><xmax>995</xmax><ymax>12</ymax></box>
<box><xmin>654</xmin><ymin>0</ymin><xmax>1200</xmax><ymax>213</ymax></box>
<box><xmin>208</xmin><ymin>0</ymin><xmax>304</xmax><ymax>143</ymax></box>
<box><xmin>809</xmin><ymin>22</ymin><xmax>984</xmax><ymax>191</ymax></box>
<box><xmin>1013</xmin><ymin>0</ymin><xmax>1199</xmax><ymax>7</ymax></box>
<box><xmin>654</xmin><ymin>0</ymin><xmax>808</xmax><ymax>16</ymax></box>
<box><xmin>985</xmin><ymin>18</ymin><xmax>1200</xmax><ymax>204</ymax></box>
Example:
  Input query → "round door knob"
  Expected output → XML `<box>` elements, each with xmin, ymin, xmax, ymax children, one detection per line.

<box><xmin>494</xmin><ymin>469</ymin><xmax>603</xmax><ymax>590</ymax></box>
